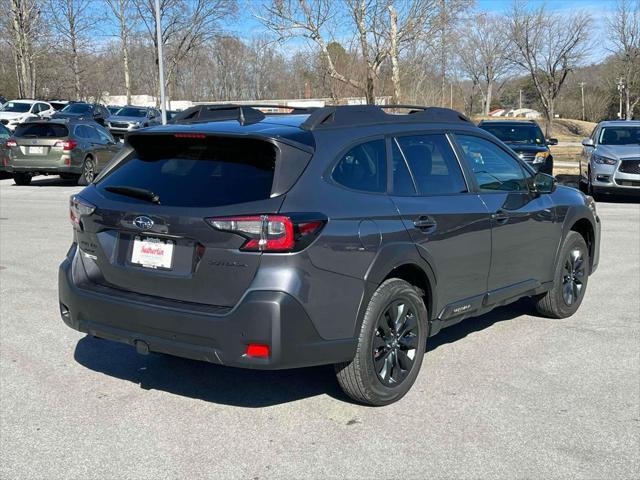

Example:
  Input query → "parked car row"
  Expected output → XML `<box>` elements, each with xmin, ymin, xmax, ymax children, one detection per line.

<box><xmin>0</xmin><ymin>101</ymin><xmax>178</xmax><ymax>185</ymax></box>
<box><xmin>2</xmin><ymin>118</ymin><xmax>122</xmax><ymax>185</ymax></box>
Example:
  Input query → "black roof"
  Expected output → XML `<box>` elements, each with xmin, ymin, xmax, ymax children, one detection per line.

<box><xmin>135</xmin><ymin>105</ymin><xmax>474</xmax><ymax>151</ymax></box>
<box><xmin>141</xmin><ymin>114</ymin><xmax>316</xmax><ymax>149</ymax></box>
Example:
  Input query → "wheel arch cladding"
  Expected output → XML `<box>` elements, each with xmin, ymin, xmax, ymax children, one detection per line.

<box><xmin>570</xmin><ymin>217</ymin><xmax>595</xmax><ymax>270</ymax></box>
<box><xmin>358</xmin><ymin>245</ymin><xmax>437</xmax><ymax>337</ymax></box>
<box><xmin>382</xmin><ymin>263</ymin><xmax>432</xmax><ymax>317</ymax></box>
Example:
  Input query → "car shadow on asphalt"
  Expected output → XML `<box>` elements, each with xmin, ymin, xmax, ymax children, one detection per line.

<box><xmin>73</xmin><ymin>298</ymin><xmax>536</xmax><ymax>408</ymax></box>
<box><xmin>10</xmin><ymin>176</ymin><xmax>79</xmax><ymax>187</ymax></box>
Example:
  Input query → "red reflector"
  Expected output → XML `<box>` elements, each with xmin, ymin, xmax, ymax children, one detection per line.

<box><xmin>174</xmin><ymin>133</ymin><xmax>206</xmax><ymax>139</ymax></box>
<box><xmin>246</xmin><ymin>344</ymin><xmax>270</xmax><ymax>358</ymax></box>
<box><xmin>298</xmin><ymin>221</ymin><xmax>323</xmax><ymax>235</ymax></box>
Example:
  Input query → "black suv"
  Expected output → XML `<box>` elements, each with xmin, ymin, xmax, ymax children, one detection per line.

<box><xmin>478</xmin><ymin>119</ymin><xmax>557</xmax><ymax>175</ymax></box>
<box><xmin>58</xmin><ymin>105</ymin><xmax>601</xmax><ymax>405</ymax></box>
<box><xmin>52</xmin><ymin>102</ymin><xmax>111</xmax><ymax>126</ymax></box>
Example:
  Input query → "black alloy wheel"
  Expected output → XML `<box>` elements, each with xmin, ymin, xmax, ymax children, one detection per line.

<box><xmin>373</xmin><ymin>300</ymin><xmax>420</xmax><ymax>386</ymax></box>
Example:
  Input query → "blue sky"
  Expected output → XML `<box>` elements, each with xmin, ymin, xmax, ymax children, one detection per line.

<box><xmin>222</xmin><ymin>0</ymin><xmax>612</xmax><ymax>61</ymax></box>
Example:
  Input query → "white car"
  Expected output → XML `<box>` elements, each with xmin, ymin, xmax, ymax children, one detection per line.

<box><xmin>0</xmin><ymin>100</ymin><xmax>55</xmax><ymax>131</ymax></box>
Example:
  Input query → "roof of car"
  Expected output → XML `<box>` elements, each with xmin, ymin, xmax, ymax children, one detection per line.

<box><xmin>478</xmin><ymin>119</ymin><xmax>539</xmax><ymax>125</ymax></box>
<box><xmin>143</xmin><ymin>114</ymin><xmax>316</xmax><ymax>148</ymax></box>
<box><xmin>597</xmin><ymin>120</ymin><xmax>640</xmax><ymax>126</ymax></box>
<box><xmin>21</xmin><ymin>117</ymin><xmax>96</xmax><ymax>125</ymax></box>
<box><xmin>131</xmin><ymin>105</ymin><xmax>475</xmax><ymax>148</ymax></box>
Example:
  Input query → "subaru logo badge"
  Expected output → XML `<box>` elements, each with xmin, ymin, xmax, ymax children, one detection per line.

<box><xmin>134</xmin><ymin>216</ymin><xmax>154</xmax><ymax>230</ymax></box>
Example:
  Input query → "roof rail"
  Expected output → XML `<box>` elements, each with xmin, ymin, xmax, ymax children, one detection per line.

<box><xmin>300</xmin><ymin>105</ymin><xmax>471</xmax><ymax>131</ymax></box>
<box><xmin>171</xmin><ymin>104</ymin><xmax>317</xmax><ymax>125</ymax></box>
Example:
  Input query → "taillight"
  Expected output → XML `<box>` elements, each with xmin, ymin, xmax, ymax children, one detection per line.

<box><xmin>5</xmin><ymin>139</ymin><xmax>17</xmax><ymax>148</ymax></box>
<box><xmin>69</xmin><ymin>195</ymin><xmax>95</xmax><ymax>229</ymax></box>
<box><xmin>205</xmin><ymin>215</ymin><xmax>325</xmax><ymax>252</ymax></box>
<box><xmin>54</xmin><ymin>139</ymin><xmax>78</xmax><ymax>151</ymax></box>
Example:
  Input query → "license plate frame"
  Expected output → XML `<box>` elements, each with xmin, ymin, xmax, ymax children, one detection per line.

<box><xmin>130</xmin><ymin>236</ymin><xmax>175</xmax><ymax>270</ymax></box>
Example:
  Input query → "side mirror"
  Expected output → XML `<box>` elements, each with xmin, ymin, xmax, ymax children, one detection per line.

<box><xmin>532</xmin><ymin>172</ymin><xmax>556</xmax><ymax>194</ymax></box>
<box><xmin>582</xmin><ymin>138</ymin><xmax>594</xmax><ymax>147</ymax></box>
<box><xmin>547</xmin><ymin>138</ymin><xmax>558</xmax><ymax>145</ymax></box>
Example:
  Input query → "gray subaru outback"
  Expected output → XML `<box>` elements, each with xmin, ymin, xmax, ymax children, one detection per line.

<box><xmin>58</xmin><ymin>105</ymin><xmax>601</xmax><ymax>405</ymax></box>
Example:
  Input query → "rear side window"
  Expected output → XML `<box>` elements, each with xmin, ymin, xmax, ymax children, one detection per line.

<box><xmin>332</xmin><ymin>139</ymin><xmax>386</xmax><ymax>193</ymax></box>
<box><xmin>14</xmin><ymin>123</ymin><xmax>69</xmax><ymax>137</ymax></box>
<box><xmin>74</xmin><ymin>125</ymin><xmax>92</xmax><ymax>139</ymax></box>
<box><xmin>395</xmin><ymin>134</ymin><xmax>467</xmax><ymax>195</ymax></box>
<box><xmin>97</xmin><ymin>136</ymin><xmax>276</xmax><ymax>208</ymax></box>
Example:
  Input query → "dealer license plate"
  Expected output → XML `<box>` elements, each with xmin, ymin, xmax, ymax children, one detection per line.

<box><xmin>130</xmin><ymin>236</ymin><xmax>174</xmax><ymax>269</ymax></box>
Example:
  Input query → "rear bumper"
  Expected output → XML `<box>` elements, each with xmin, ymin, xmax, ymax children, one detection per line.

<box><xmin>58</xmin><ymin>246</ymin><xmax>357</xmax><ymax>369</ymax></box>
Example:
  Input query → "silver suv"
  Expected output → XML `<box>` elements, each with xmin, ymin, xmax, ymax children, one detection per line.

<box><xmin>580</xmin><ymin>120</ymin><xmax>640</xmax><ymax>197</ymax></box>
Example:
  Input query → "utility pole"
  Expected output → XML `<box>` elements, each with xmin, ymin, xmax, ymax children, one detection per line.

<box><xmin>579</xmin><ymin>82</ymin><xmax>586</xmax><ymax>121</ymax></box>
<box><xmin>617</xmin><ymin>77</ymin><xmax>625</xmax><ymax>120</ymax></box>
<box><xmin>519</xmin><ymin>89</ymin><xmax>522</xmax><ymax>109</ymax></box>
<box><xmin>155</xmin><ymin>0</ymin><xmax>167</xmax><ymax>125</ymax></box>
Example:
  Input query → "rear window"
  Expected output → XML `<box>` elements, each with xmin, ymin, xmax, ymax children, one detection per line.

<box><xmin>14</xmin><ymin>123</ymin><xmax>69</xmax><ymax>137</ymax></box>
<box><xmin>97</xmin><ymin>136</ymin><xmax>276</xmax><ymax>207</ymax></box>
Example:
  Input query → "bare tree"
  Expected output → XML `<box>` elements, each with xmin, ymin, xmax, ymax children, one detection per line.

<box><xmin>259</xmin><ymin>0</ymin><xmax>377</xmax><ymax>103</ymax></box>
<box><xmin>508</xmin><ymin>1</ymin><xmax>591</xmax><ymax>136</ymax></box>
<box><xmin>608</xmin><ymin>0</ymin><xmax>640</xmax><ymax>119</ymax></box>
<box><xmin>434</xmin><ymin>0</ymin><xmax>471</xmax><ymax>107</ymax></box>
<box><xmin>260</xmin><ymin>0</ymin><xmax>437</xmax><ymax>104</ymax></box>
<box><xmin>387</xmin><ymin>0</ymin><xmax>438</xmax><ymax>104</ymax></box>
<box><xmin>106</xmin><ymin>0</ymin><xmax>135</xmax><ymax>104</ymax></box>
<box><xmin>134</xmin><ymin>0</ymin><xmax>236</xmax><ymax>106</ymax></box>
<box><xmin>458</xmin><ymin>14</ymin><xmax>512</xmax><ymax>115</ymax></box>
<box><xmin>1</xmin><ymin>0</ymin><xmax>42</xmax><ymax>98</ymax></box>
<box><xmin>47</xmin><ymin>0</ymin><xmax>95</xmax><ymax>99</ymax></box>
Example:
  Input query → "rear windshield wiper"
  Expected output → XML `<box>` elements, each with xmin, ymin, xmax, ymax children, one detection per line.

<box><xmin>104</xmin><ymin>185</ymin><xmax>161</xmax><ymax>204</ymax></box>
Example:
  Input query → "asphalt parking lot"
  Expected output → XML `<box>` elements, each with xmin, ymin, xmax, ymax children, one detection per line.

<box><xmin>1</xmin><ymin>176</ymin><xmax>638</xmax><ymax>479</ymax></box>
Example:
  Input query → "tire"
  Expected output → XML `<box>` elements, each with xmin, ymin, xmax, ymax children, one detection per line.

<box><xmin>78</xmin><ymin>156</ymin><xmax>96</xmax><ymax>185</ymax></box>
<box><xmin>13</xmin><ymin>173</ymin><xmax>32</xmax><ymax>185</ymax></box>
<box><xmin>578</xmin><ymin>161</ymin><xmax>587</xmax><ymax>192</ymax></box>
<box><xmin>335</xmin><ymin>278</ymin><xmax>428</xmax><ymax>406</ymax></box>
<box><xmin>585</xmin><ymin>167</ymin><xmax>601</xmax><ymax>200</ymax></box>
<box><xmin>535</xmin><ymin>231</ymin><xmax>589</xmax><ymax>319</ymax></box>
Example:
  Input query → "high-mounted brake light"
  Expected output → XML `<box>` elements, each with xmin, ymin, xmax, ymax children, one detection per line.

<box><xmin>205</xmin><ymin>215</ymin><xmax>325</xmax><ymax>252</ymax></box>
<box><xmin>69</xmin><ymin>195</ymin><xmax>95</xmax><ymax>229</ymax></box>
<box><xmin>174</xmin><ymin>133</ymin><xmax>206</xmax><ymax>139</ymax></box>
<box><xmin>54</xmin><ymin>139</ymin><xmax>78</xmax><ymax>151</ymax></box>
<box><xmin>5</xmin><ymin>139</ymin><xmax>17</xmax><ymax>148</ymax></box>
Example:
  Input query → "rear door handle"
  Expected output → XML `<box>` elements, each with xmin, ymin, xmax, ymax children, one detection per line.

<box><xmin>413</xmin><ymin>215</ymin><xmax>437</xmax><ymax>232</ymax></box>
<box><xmin>491</xmin><ymin>209</ymin><xmax>510</xmax><ymax>225</ymax></box>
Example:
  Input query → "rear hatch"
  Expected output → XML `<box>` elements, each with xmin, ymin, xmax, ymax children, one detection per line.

<box><xmin>11</xmin><ymin>122</ymin><xmax>70</xmax><ymax>164</ymax></box>
<box><xmin>75</xmin><ymin>132</ymin><xmax>311</xmax><ymax>307</ymax></box>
